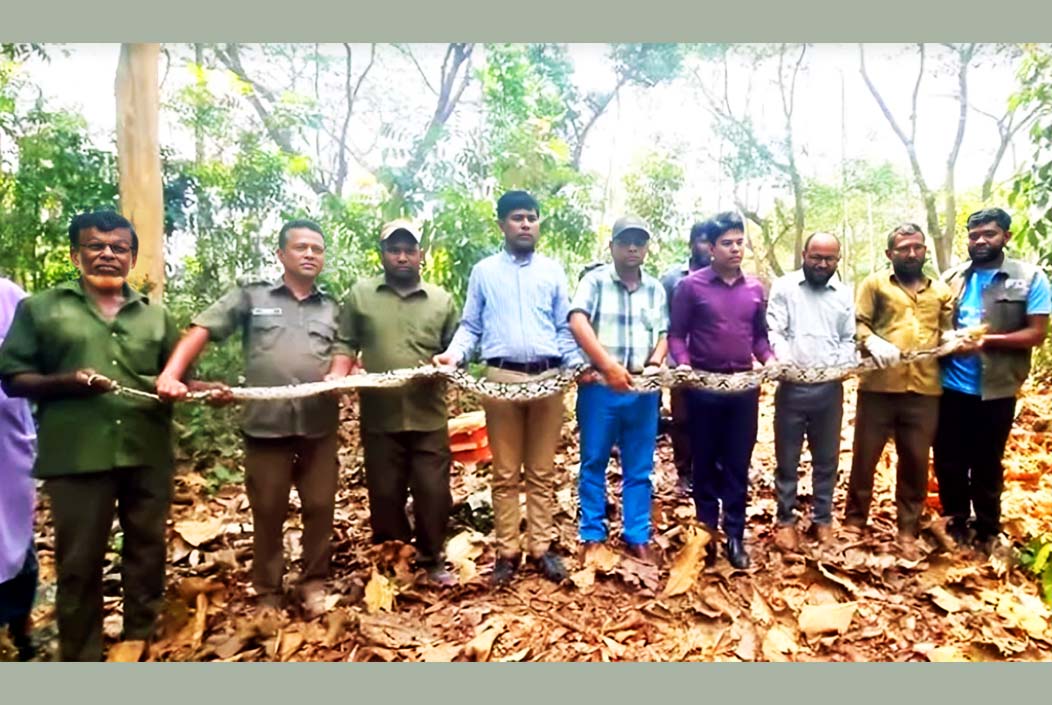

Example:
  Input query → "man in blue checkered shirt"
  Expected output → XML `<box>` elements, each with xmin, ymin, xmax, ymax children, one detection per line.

<box><xmin>568</xmin><ymin>215</ymin><xmax>669</xmax><ymax>564</ymax></box>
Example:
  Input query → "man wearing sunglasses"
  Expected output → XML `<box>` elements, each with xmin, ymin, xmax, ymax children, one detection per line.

<box><xmin>569</xmin><ymin>216</ymin><xmax>668</xmax><ymax>565</ymax></box>
<box><xmin>844</xmin><ymin>223</ymin><xmax>953</xmax><ymax>560</ymax></box>
<box><xmin>0</xmin><ymin>211</ymin><xmax>181</xmax><ymax>660</ymax></box>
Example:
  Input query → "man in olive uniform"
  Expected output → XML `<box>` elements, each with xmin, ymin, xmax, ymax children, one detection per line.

<box><xmin>157</xmin><ymin>219</ymin><xmax>347</xmax><ymax>618</ymax></box>
<box><xmin>0</xmin><ymin>211</ymin><xmax>181</xmax><ymax>661</ymax></box>
<box><xmin>329</xmin><ymin>220</ymin><xmax>460</xmax><ymax>587</ymax></box>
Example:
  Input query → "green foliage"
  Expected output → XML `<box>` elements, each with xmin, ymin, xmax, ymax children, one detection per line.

<box><xmin>1018</xmin><ymin>535</ymin><xmax>1052</xmax><ymax>606</ymax></box>
<box><xmin>1010</xmin><ymin>45</ymin><xmax>1052</xmax><ymax>270</ymax></box>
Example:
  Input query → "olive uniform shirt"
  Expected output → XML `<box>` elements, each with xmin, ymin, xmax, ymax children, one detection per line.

<box><xmin>0</xmin><ymin>279</ymin><xmax>180</xmax><ymax>478</ymax></box>
<box><xmin>338</xmin><ymin>275</ymin><xmax>459</xmax><ymax>433</ymax></box>
<box><xmin>192</xmin><ymin>279</ymin><xmax>348</xmax><ymax>438</ymax></box>
<box><xmin>855</xmin><ymin>269</ymin><xmax>954</xmax><ymax>396</ymax></box>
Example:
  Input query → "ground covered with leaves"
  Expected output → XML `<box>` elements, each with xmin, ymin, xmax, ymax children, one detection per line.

<box><xmin>5</xmin><ymin>379</ymin><xmax>1052</xmax><ymax>662</ymax></box>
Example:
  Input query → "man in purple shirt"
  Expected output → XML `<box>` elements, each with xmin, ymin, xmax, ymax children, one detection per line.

<box><xmin>668</xmin><ymin>212</ymin><xmax>775</xmax><ymax>569</ymax></box>
<box><xmin>0</xmin><ymin>276</ymin><xmax>37</xmax><ymax>660</ymax></box>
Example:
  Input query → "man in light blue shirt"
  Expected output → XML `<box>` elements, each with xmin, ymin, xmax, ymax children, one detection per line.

<box><xmin>435</xmin><ymin>191</ymin><xmax>582</xmax><ymax>587</ymax></box>
<box><xmin>935</xmin><ymin>208</ymin><xmax>1050</xmax><ymax>555</ymax></box>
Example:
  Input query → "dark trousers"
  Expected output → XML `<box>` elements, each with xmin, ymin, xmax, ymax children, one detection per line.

<box><xmin>845</xmin><ymin>391</ymin><xmax>939</xmax><ymax>535</ymax></box>
<box><xmin>45</xmin><ymin>465</ymin><xmax>173</xmax><ymax>662</ymax></box>
<box><xmin>933</xmin><ymin>388</ymin><xmax>1017</xmax><ymax>540</ymax></box>
<box><xmin>687</xmin><ymin>388</ymin><xmax>760</xmax><ymax>541</ymax></box>
<box><xmin>0</xmin><ymin>548</ymin><xmax>38</xmax><ymax>658</ymax></box>
<box><xmin>362</xmin><ymin>428</ymin><xmax>452</xmax><ymax>565</ymax></box>
<box><xmin>670</xmin><ymin>388</ymin><xmax>693</xmax><ymax>480</ymax></box>
<box><xmin>243</xmin><ymin>432</ymin><xmax>339</xmax><ymax>596</ymax></box>
<box><xmin>774</xmin><ymin>381</ymin><xmax>844</xmax><ymax>526</ymax></box>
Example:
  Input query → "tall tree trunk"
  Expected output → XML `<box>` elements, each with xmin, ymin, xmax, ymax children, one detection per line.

<box><xmin>116</xmin><ymin>43</ymin><xmax>165</xmax><ymax>301</ymax></box>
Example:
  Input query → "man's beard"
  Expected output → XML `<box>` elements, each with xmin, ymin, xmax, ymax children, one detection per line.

<box><xmin>83</xmin><ymin>273</ymin><xmax>126</xmax><ymax>292</ymax></box>
<box><xmin>969</xmin><ymin>242</ymin><xmax>1002</xmax><ymax>264</ymax></box>
<box><xmin>893</xmin><ymin>260</ymin><xmax>924</xmax><ymax>281</ymax></box>
<box><xmin>802</xmin><ymin>266</ymin><xmax>834</xmax><ymax>287</ymax></box>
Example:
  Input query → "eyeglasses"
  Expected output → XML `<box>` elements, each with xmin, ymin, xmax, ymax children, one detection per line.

<box><xmin>804</xmin><ymin>254</ymin><xmax>839</xmax><ymax>265</ymax></box>
<box><xmin>80</xmin><ymin>242</ymin><xmax>133</xmax><ymax>256</ymax></box>
<box><xmin>613</xmin><ymin>233</ymin><xmax>649</xmax><ymax>247</ymax></box>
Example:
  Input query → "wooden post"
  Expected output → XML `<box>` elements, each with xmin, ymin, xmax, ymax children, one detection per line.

<box><xmin>115</xmin><ymin>43</ymin><xmax>165</xmax><ymax>301</ymax></box>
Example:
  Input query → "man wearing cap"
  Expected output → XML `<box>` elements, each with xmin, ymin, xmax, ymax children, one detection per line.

<box><xmin>660</xmin><ymin>221</ymin><xmax>714</xmax><ymax>496</ymax></box>
<box><xmin>434</xmin><ymin>190</ymin><xmax>583</xmax><ymax>587</ymax></box>
<box><xmin>568</xmin><ymin>215</ymin><xmax>668</xmax><ymax>563</ymax></box>
<box><xmin>0</xmin><ymin>211</ymin><xmax>181</xmax><ymax>661</ymax></box>
<box><xmin>668</xmin><ymin>212</ymin><xmax>775</xmax><ymax>570</ymax></box>
<box><xmin>328</xmin><ymin>220</ymin><xmax>460</xmax><ymax>587</ymax></box>
<box><xmin>157</xmin><ymin>219</ymin><xmax>347</xmax><ymax>618</ymax></box>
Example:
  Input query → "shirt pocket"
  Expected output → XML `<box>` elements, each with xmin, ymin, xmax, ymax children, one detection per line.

<box><xmin>306</xmin><ymin>319</ymin><xmax>336</xmax><ymax>358</ymax></box>
<box><xmin>120</xmin><ymin>335</ymin><xmax>164</xmax><ymax>375</ymax></box>
<box><xmin>249</xmin><ymin>317</ymin><xmax>283</xmax><ymax>354</ymax></box>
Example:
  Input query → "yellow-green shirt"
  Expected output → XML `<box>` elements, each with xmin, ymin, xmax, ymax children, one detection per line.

<box><xmin>855</xmin><ymin>269</ymin><xmax>953</xmax><ymax>395</ymax></box>
<box><xmin>338</xmin><ymin>275</ymin><xmax>459</xmax><ymax>433</ymax></box>
<box><xmin>0</xmin><ymin>279</ymin><xmax>179</xmax><ymax>478</ymax></box>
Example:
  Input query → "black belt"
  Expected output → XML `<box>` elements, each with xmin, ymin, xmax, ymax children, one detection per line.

<box><xmin>486</xmin><ymin>357</ymin><xmax>562</xmax><ymax>374</ymax></box>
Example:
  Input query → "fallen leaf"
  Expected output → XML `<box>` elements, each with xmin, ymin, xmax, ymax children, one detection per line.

<box><xmin>190</xmin><ymin>593</ymin><xmax>209</xmax><ymax>650</ymax></box>
<box><xmin>601</xmin><ymin>636</ymin><xmax>627</xmax><ymax>660</ymax></box>
<box><xmin>445</xmin><ymin>530</ymin><xmax>485</xmax><ymax>582</ymax></box>
<box><xmin>169</xmin><ymin>536</ymin><xmax>192</xmax><ymax>564</ymax></box>
<box><xmin>615</xmin><ymin>556</ymin><xmax>660</xmax><ymax>592</ymax></box>
<box><xmin>358</xmin><ymin>613</ymin><xmax>434</xmax><ymax>650</ymax></box>
<box><xmin>464</xmin><ymin>619</ymin><xmax>505</xmax><ymax>662</ymax></box>
<box><xmin>106</xmin><ymin>640</ymin><xmax>146</xmax><ymax>662</ymax></box>
<box><xmin>419</xmin><ymin>641</ymin><xmax>462</xmax><ymax>662</ymax></box>
<box><xmin>761</xmin><ymin>625</ymin><xmax>799</xmax><ymax>661</ymax></box>
<box><xmin>927</xmin><ymin>586</ymin><xmax>964</xmax><ymax>613</ymax></box>
<box><xmin>750</xmin><ymin>586</ymin><xmax>775</xmax><ymax>626</ymax></box>
<box><xmin>798</xmin><ymin>602</ymin><xmax>858</xmax><ymax>636</ymax></box>
<box><xmin>497</xmin><ymin>647</ymin><xmax>530</xmax><ymax>662</ymax></box>
<box><xmin>323</xmin><ymin>610</ymin><xmax>349</xmax><ymax>647</ymax></box>
<box><xmin>364</xmin><ymin>570</ymin><xmax>396</xmax><ymax>614</ymax></box>
<box><xmin>177</xmin><ymin>577</ymin><xmax>224</xmax><ymax>604</ymax></box>
<box><xmin>584</xmin><ymin>544</ymin><xmax>621</xmax><ymax>573</ymax></box>
<box><xmin>662</xmin><ymin>527</ymin><xmax>710</xmax><ymax>597</ymax></box>
<box><xmin>570</xmin><ymin>567</ymin><xmax>596</xmax><ymax>591</ymax></box>
<box><xmin>174</xmin><ymin>517</ymin><xmax>225</xmax><ymax>547</ymax></box>
<box><xmin>213</xmin><ymin>636</ymin><xmax>245</xmax><ymax>660</ymax></box>
<box><xmin>733</xmin><ymin>622</ymin><xmax>758</xmax><ymax>661</ymax></box>
<box><xmin>279</xmin><ymin>631</ymin><xmax>305</xmax><ymax>661</ymax></box>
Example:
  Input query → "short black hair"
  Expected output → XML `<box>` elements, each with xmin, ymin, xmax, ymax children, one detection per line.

<box><xmin>886</xmin><ymin>222</ymin><xmax>925</xmax><ymax>250</ymax></box>
<box><xmin>68</xmin><ymin>211</ymin><xmax>138</xmax><ymax>253</ymax></box>
<box><xmin>497</xmin><ymin>191</ymin><xmax>540</xmax><ymax>220</ymax></box>
<box><xmin>689</xmin><ymin>221</ymin><xmax>715</xmax><ymax>243</ymax></box>
<box><xmin>705</xmin><ymin>212</ymin><xmax>745</xmax><ymax>245</ymax></box>
<box><xmin>803</xmin><ymin>231</ymin><xmax>842</xmax><ymax>250</ymax></box>
<box><xmin>279</xmin><ymin>219</ymin><xmax>325</xmax><ymax>249</ymax></box>
<box><xmin>966</xmin><ymin>208</ymin><xmax>1012</xmax><ymax>232</ymax></box>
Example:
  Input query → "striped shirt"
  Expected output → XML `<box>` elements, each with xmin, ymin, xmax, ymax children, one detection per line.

<box><xmin>570</xmin><ymin>264</ymin><xmax>668</xmax><ymax>373</ymax></box>
<box><xmin>446</xmin><ymin>249</ymin><xmax>583</xmax><ymax>366</ymax></box>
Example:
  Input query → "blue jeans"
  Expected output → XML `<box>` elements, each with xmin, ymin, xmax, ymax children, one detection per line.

<box><xmin>576</xmin><ymin>383</ymin><xmax>660</xmax><ymax>546</ymax></box>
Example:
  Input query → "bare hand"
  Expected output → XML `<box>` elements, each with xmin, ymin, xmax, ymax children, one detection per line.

<box><xmin>186</xmin><ymin>380</ymin><xmax>233</xmax><ymax>407</ymax></box>
<box><xmin>156</xmin><ymin>371</ymin><xmax>189</xmax><ymax>401</ymax></box>
<box><xmin>601</xmin><ymin>363</ymin><xmax>634</xmax><ymax>392</ymax></box>
<box><xmin>75</xmin><ymin>368</ymin><xmax>114</xmax><ymax>394</ymax></box>
<box><xmin>433</xmin><ymin>352</ymin><xmax>459</xmax><ymax>368</ymax></box>
<box><xmin>578</xmin><ymin>369</ymin><xmax>601</xmax><ymax>385</ymax></box>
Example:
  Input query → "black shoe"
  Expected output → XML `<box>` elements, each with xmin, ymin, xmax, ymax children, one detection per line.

<box><xmin>490</xmin><ymin>556</ymin><xmax>520</xmax><ymax>587</ymax></box>
<box><xmin>725</xmin><ymin>538</ymin><xmax>751</xmax><ymax>570</ymax></box>
<box><xmin>703</xmin><ymin>542</ymin><xmax>717</xmax><ymax>568</ymax></box>
<box><xmin>528</xmin><ymin>551</ymin><xmax>568</xmax><ymax>583</ymax></box>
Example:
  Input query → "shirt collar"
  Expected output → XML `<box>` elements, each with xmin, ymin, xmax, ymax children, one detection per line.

<box><xmin>888</xmin><ymin>269</ymin><xmax>933</xmax><ymax>292</ymax></box>
<box><xmin>698</xmin><ymin>266</ymin><xmax>744</xmax><ymax>286</ymax></box>
<box><xmin>374</xmin><ymin>274</ymin><xmax>427</xmax><ymax>298</ymax></box>
<box><xmin>501</xmin><ymin>248</ymin><xmax>534</xmax><ymax>267</ymax></box>
<box><xmin>793</xmin><ymin>267</ymin><xmax>842</xmax><ymax>291</ymax></box>
<box><xmin>269</xmin><ymin>278</ymin><xmax>325</xmax><ymax>300</ymax></box>
<box><xmin>60</xmin><ymin>277</ymin><xmax>145</xmax><ymax>304</ymax></box>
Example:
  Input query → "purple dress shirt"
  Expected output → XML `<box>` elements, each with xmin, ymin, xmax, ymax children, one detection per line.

<box><xmin>668</xmin><ymin>267</ymin><xmax>773</xmax><ymax>372</ymax></box>
<box><xmin>0</xmin><ymin>277</ymin><xmax>36</xmax><ymax>583</ymax></box>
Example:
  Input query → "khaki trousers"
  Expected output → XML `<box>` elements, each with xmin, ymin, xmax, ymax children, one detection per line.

<box><xmin>243</xmin><ymin>432</ymin><xmax>339</xmax><ymax>597</ymax></box>
<box><xmin>481</xmin><ymin>367</ymin><xmax>565</xmax><ymax>559</ymax></box>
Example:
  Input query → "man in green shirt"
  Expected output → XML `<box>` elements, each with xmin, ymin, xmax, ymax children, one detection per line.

<box><xmin>157</xmin><ymin>219</ymin><xmax>347</xmax><ymax>619</ymax></box>
<box><xmin>329</xmin><ymin>220</ymin><xmax>460</xmax><ymax>587</ymax></box>
<box><xmin>0</xmin><ymin>210</ymin><xmax>181</xmax><ymax>661</ymax></box>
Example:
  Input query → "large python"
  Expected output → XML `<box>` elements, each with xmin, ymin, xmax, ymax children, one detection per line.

<box><xmin>108</xmin><ymin>327</ymin><xmax>984</xmax><ymax>404</ymax></box>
